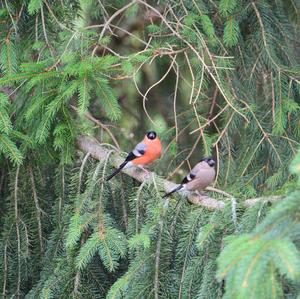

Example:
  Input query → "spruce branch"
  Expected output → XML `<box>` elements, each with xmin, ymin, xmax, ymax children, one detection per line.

<box><xmin>76</xmin><ymin>135</ymin><xmax>283</xmax><ymax>209</ymax></box>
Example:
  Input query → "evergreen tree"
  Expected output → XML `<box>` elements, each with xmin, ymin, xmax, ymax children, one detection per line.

<box><xmin>0</xmin><ymin>0</ymin><xmax>299</xmax><ymax>298</ymax></box>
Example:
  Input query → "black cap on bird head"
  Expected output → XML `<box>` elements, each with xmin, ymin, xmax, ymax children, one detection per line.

<box><xmin>146</xmin><ymin>131</ymin><xmax>157</xmax><ymax>140</ymax></box>
<box><xmin>200</xmin><ymin>157</ymin><xmax>216</xmax><ymax>167</ymax></box>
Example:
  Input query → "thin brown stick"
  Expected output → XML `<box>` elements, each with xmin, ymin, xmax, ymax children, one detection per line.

<box><xmin>73</xmin><ymin>234</ymin><xmax>87</xmax><ymax>295</ymax></box>
<box><xmin>154</xmin><ymin>214</ymin><xmax>164</xmax><ymax>299</ymax></box>
<box><xmin>173</xmin><ymin>61</ymin><xmax>180</xmax><ymax>141</ymax></box>
<box><xmin>270</xmin><ymin>72</ymin><xmax>275</xmax><ymax>123</ymax></box>
<box><xmin>135</xmin><ymin>181</ymin><xmax>148</xmax><ymax>234</ymax></box>
<box><xmin>168</xmin><ymin>134</ymin><xmax>201</xmax><ymax>179</ymax></box>
<box><xmin>153</xmin><ymin>179</ymin><xmax>169</xmax><ymax>299</ymax></box>
<box><xmin>141</xmin><ymin>55</ymin><xmax>177</xmax><ymax>125</ymax></box>
<box><xmin>119</xmin><ymin>174</ymin><xmax>128</xmax><ymax>229</ymax></box>
<box><xmin>189</xmin><ymin>104</ymin><xmax>229</xmax><ymax>134</ymax></box>
<box><xmin>40</xmin><ymin>5</ymin><xmax>55</xmax><ymax>59</ymax></box>
<box><xmin>98</xmin><ymin>1</ymin><xmax>137</xmax><ymax>41</ymax></box>
<box><xmin>44</xmin><ymin>0</ymin><xmax>73</xmax><ymax>32</ymax></box>
<box><xmin>70</xmin><ymin>104</ymin><xmax>120</xmax><ymax>149</ymax></box>
<box><xmin>14</xmin><ymin>166</ymin><xmax>21</xmax><ymax>299</ymax></box>
<box><xmin>2</xmin><ymin>241</ymin><xmax>8</xmax><ymax>297</ymax></box>
<box><xmin>78</xmin><ymin>153</ymin><xmax>91</xmax><ymax>194</ymax></box>
<box><xmin>0</xmin><ymin>171</ymin><xmax>4</xmax><ymax>194</ymax></box>
<box><xmin>209</xmin><ymin>88</ymin><xmax>218</xmax><ymax>118</ymax></box>
<box><xmin>46</xmin><ymin>32</ymin><xmax>76</xmax><ymax>71</ymax></box>
<box><xmin>184</xmin><ymin>52</ymin><xmax>195</xmax><ymax>105</ymax></box>
<box><xmin>192</xmin><ymin>104</ymin><xmax>208</xmax><ymax>154</ymax></box>
<box><xmin>136</xmin><ymin>0</ymin><xmax>249</xmax><ymax>123</ymax></box>
<box><xmin>244</xmin><ymin>196</ymin><xmax>282</xmax><ymax>207</ymax></box>
<box><xmin>213</xmin><ymin>112</ymin><xmax>235</xmax><ymax>146</ymax></box>
<box><xmin>178</xmin><ymin>214</ymin><xmax>200</xmax><ymax>299</ymax></box>
<box><xmin>238</xmin><ymin>98</ymin><xmax>282</xmax><ymax>165</ymax></box>
<box><xmin>58</xmin><ymin>165</ymin><xmax>65</xmax><ymax>224</ymax></box>
<box><xmin>29</xmin><ymin>165</ymin><xmax>44</xmax><ymax>255</ymax></box>
<box><xmin>251</xmin><ymin>2</ymin><xmax>281</xmax><ymax>70</ymax></box>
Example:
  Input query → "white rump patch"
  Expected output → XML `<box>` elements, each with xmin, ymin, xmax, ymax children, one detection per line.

<box><xmin>123</xmin><ymin>162</ymin><xmax>133</xmax><ymax>169</ymax></box>
<box><xmin>187</xmin><ymin>174</ymin><xmax>193</xmax><ymax>181</ymax></box>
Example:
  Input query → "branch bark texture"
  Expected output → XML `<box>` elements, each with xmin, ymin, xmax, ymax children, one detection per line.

<box><xmin>76</xmin><ymin>135</ymin><xmax>283</xmax><ymax>209</ymax></box>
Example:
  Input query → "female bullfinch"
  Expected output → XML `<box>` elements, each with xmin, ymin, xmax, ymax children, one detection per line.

<box><xmin>163</xmin><ymin>157</ymin><xmax>216</xmax><ymax>198</ymax></box>
<box><xmin>106</xmin><ymin>131</ymin><xmax>162</xmax><ymax>181</ymax></box>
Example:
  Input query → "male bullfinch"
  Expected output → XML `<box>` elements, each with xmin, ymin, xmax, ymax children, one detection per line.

<box><xmin>106</xmin><ymin>131</ymin><xmax>162</xmax><ymax>181</ymax></box>
<box><xmin>163</xmin><ymin>157</ymin><xmax>216</xmax><ymax>198</ymax></box>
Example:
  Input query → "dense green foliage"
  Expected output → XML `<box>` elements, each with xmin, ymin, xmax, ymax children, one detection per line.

<box><xmin>0</xmin><ymin>0</ymin><xmax>300</xmax><ymax>298</ymax></box>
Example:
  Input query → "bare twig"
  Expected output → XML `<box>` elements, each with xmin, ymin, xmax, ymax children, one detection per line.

<box><xmin>46</xmin><ymin>32</ymin><xmax>76</xmax><ymax>71</ymax></box>
<box><xmin>78</xmin><ymin>153</ymin><xmax>91</xmax><ymax>194</ymax></box>
<box><xmin>58</xmin><ymin>165</ymin><xmax>65</xmax><ymax>225</ymax></box>
<box><xmin>14</xmin><ymin>166</ymin><xmax>21</xmax><ymax>299</ymax></box>
<box><xmin>244</xmin><ymin>196</ymin><xmax>282</xmax><ymax>207</ymax></box>
<box><xmin>154</xmin><ymin>216</ymin><xmax>164</xmax><ymax>299</ymax></box>
<box><xmin>270</xmin><ymin>72</ymin><xmax>275</xmax><ymax>123</ymax></box>
<box><xmin>44</xmin><ymin>0</ymin><xmax>73</xmax><ymax>32</ymax></box>
<box><xmin>184</xmin><ymin>52</ymin><xmax>195</xmax><ymax>105</ymax></box>
<box><xmin>141</xmin><ymin>54</ymin><xmax>177</xmax><ymax>125</ymax></box>
<box><xmin>213</xmin><ymin>112</ymin><xmax>235</xmax><ymax>146</ymax></box>
<box><xmin>209</xmin><ymin>88</ymin><xmax>218</xmax><ymax>118</ymax></box>
<box><xmin>98</xmin><ymin>1</ymin><xmax>137</xmax><ymax>41</ymax></box>
<box><xmin>206</xmin><ymin>186</ymin><xmax>233</xmax><ymax>198</ymax></box>
<box><xmin>168</xmin><ymin>133</ymin><xmax>201</xmax><ymax>179</ymax></box>
<box><xmin>251</xmin><ymin>2</ymin><xmax>281</xmax><ymax>70</ymax></box>
<box><xmin>189</xmin><ymin>104</ymin><xmax>229</xmax><ymax>135</ymax></box>
<box><xmin>173</xmin><ymin>61</ymin><xmax>180</xmax><ymax>141</ymax></box>
<box><xmin>238</xmin><ymin>98</ymin><xmax>283</xmax><ymax>165</ymax></box>
<box><xmin>2</xmin><ymin>241</ymin><xmax>8</xmax><ymax>297</ymax></box>
<box><xmin>178</xmin><ymin>213</ymin><xmax>201</xmax><ymax>299</ymax></box>
<box><xmin>40</xmin><ymin>5</ymin><xmax>55</xmax><ymax>59</ymax></box>
<box><xmin>119</xmin><ymin>174</ymin><xmax>128</xmax><ymax>229</ymax></box>
<box><xmin>136</xmin><ymin>0</ymin><xmax>250</xmax><ymax>123</ymax></box>
<box><xmin>153</xmin><ymin>180</ymin><xmax>168</xmax><ymax>299</ymax></box>
<box><xmin>70</xmin><ymin>104</ymin><xmax>120</xmax><ymax>149</ymax></box>
<box><xmin>29</xmin><ymin>165</ymin><xmax>44</xmax><ymax>255</ymax></box>
<box><xmin>135</xmin><ymin>180</ymin><xmax>149</xmax><ymax>234</ymax></box>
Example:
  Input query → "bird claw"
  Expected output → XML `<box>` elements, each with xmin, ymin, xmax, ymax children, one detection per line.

<box><xmin>137</xmin><ymin>166</ymin><xmax>152</xmax><ymax>180</ymax></box>
<box><xmin>196</xmin><ymin>190</ymin><xmax>205</xmax><ymax>196</ymax></box>
<box><xmin>138</xmin><ymin>165</ymin><xmax>150</xmax><ymax>174</ymax></box>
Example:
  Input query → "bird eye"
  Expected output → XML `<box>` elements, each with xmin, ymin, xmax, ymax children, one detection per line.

<box><xmin>147</xmin><ymin>131</ymin><xmax>156</xmax><ymax>140</ymax></box>
<box><xmin>208</xmin><ymin>159</ymin><xmax>215</xmax><ymax>167</ymax></box>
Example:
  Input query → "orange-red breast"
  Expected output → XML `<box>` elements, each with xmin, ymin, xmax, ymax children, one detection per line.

<box><xmin>106</xmin><ymin>131</ymin><xmax>162</xmax><ymax>181</ymax></box>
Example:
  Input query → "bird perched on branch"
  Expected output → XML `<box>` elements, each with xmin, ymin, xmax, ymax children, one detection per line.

<box><xmin>163</xmin><ymin>157</ymin><xmax>216</xmax><ymax>198</ymax></box>
<box><xmin>106</xmin><ymin>131</ymin><xmax>162</xmax><ymax>181</ymax></box>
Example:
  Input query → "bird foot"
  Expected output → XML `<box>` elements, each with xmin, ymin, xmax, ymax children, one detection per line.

<box><xmin>196</xmin><ymin>190</ymin><xmax>205</xmax><ymax>196</ymax></box>
<box><xmin>138</xmin><ymin>165</ymin><xmax>150</xmax><ymax>174</ymax></box>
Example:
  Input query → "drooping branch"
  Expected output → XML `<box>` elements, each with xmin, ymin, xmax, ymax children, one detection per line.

<box><xmin>244</xmin><ymin>195</ymin><xmax>282</xmax><ymax>207</ymax></box>
<box><xmin>76</xmin><ymin>135</ymin><xmax>283</xmax><ymax>209</ymax></box>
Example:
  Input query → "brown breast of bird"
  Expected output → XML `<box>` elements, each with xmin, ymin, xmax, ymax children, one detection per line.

<box><xmin>185</xmin><ymin>167</ymin><xmax>215</xmax><ymax>191</ymax></box>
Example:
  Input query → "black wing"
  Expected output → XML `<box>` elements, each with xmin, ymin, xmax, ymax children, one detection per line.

<box><xmin>181</xmin><ymin>173</ymin><xmax>195</xmax><ymax>184</ymax></box>
<box><xmin>106</xmin><ymin>142</ymin><xmax>147</xmax><ymax>181</ymax></box>
<box><xmin>106</xmin><ymin>150</ymin><xmax>145</xmax><ymax>181</ymax></box>
<box><xmin>162</xmin><ymin>173</ymin><xmax>196</xmax><ymax>198</ymax></box>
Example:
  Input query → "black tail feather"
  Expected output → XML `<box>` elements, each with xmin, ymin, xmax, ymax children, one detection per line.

<box><xmin>106</xmin><ymin>162</ymin><xmax>127</xmax><ymax>181</ymax></box>
<box><xmin>162</xmin><ymin>184</ymin><xmax>184</xmax><ymax>198</ymax></box>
